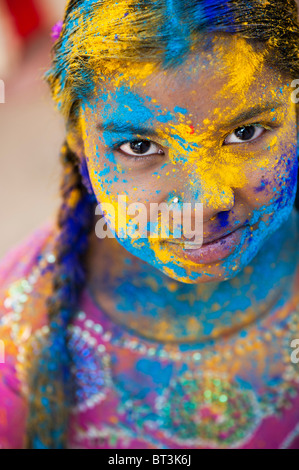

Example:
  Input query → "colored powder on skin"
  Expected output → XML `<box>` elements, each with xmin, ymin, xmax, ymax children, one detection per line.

<box><xmin>155</xmin><ymin>118</ymin><xmax>248</xmax><ymax>209</ymax></box>
<box><xmin>214</xmin><ymin>37</ymin><xmax>266</xmax><ymax>100</ymax></box>
<box><xmin>54</xmin><ymin>1</ymin><xmax>299</xmax><ymax>287</ymax></box>
<box><xmin>173</xmin><ymin>106</ymin><xmax>188</xmax><ymax>115</ymax></box>
<box><xmin>216</xmin><ymin>211</ymin><xmax>230</xmax><ymax>228</ymax></box>
<box><xmin>83</xmin><ymin>73</ymin><xmax>298</xmax><ymax>282</ymax></box>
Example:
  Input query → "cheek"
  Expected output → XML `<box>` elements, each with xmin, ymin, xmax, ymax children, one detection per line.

<box><xmin>84</xmin><ymin>137</ymin><xmax>127</xmax><ymax>204</ymax></box>
<box><xmin>241</xmin><ymin>148</ymin><xmax>298</xmax><ymax>257</ymax></box>
<box><xmin>86</xmin><ymin>155</ymin><xmax>164</xmax><ymax>239</ymax></box>
<box><xmin>272</xmin><ymin>150</ymin><xmax>298</xmax><ymax>206</ymax></box>
<box><xmin>252</xmin><ymin>148</ymin><xmax>298</xmax><ymax>211</ymax></box>
<box><xmin>89</xmin><ymin>161</ymin><xmax>116</xmax><ymax>202</ymax></box>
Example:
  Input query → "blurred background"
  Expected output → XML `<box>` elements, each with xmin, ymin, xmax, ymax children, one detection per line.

<box><xmin>0</xmin><ymin>0</ymin><xmax>66</xmax><ymax>259</ymax></box>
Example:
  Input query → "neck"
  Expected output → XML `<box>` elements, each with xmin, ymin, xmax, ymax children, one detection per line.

<box><xmin>86</xmin><ymin>210</ymin><xmax>299</xmax><ymax>344</ymax></box>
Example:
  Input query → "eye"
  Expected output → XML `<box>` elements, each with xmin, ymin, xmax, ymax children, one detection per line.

<box><xmin>224</xmin><ymin>125</ymin><xmax>266</xmax><ymax>145</ymax></box>
<box><xmin>118</xmin><ymin>140</ymin><xmax>164</xmax><ymax>157</ymax></box>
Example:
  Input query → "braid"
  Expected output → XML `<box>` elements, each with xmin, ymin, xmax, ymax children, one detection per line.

<box><xmin>26</xmin><ymin>142</ymin><xmax>95</xmax><ymax>449</ymax></box>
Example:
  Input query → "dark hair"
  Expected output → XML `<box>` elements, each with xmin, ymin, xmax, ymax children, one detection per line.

<box><xmin>26</xmin><ymin>0</ymin><xmax>299</xmax><ymax>448</ymax></box>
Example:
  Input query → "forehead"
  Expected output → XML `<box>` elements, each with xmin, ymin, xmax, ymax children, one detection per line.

<box><xmin>85</xmin><ymin>35</ymin><xmax>289</xmax><ymax>124</ymax></box>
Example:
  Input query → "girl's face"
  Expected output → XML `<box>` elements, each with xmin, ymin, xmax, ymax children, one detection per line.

<box><xmin>78</xmin><ymin>36</ymin><xmax>298</xmax><ymax>284</ymax></box>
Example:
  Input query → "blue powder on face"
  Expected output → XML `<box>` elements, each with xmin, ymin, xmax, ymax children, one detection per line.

<box><xmin>156</xmin><ymin>112</ymin><xmax>173</xmax><ymax>123</ymax></box>
<box><xmin>98</xmin><ymin>166</ymin><xmax>111</xmax><ymax>177</ymax></box>
<box><xmin>102</xmin><ymin>86</ymin><xmax>154</xmax><ymax>130</ymax></box>
<box><xmin>216</xmin><ymin>211</ymin><xmax>230</xmax><ymax>228</ymax></box>
<box><xmin>174</xmin><ymin>106</ymin><xmax>188</xmax><ymax>115</ymax></box>
<box><xmin>255</xmin><ymin>179</ymin><xmax>269</xmax><ymax>193</ymax></box>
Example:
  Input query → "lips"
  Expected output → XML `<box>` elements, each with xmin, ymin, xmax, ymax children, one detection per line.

<box><xmin>166</xmin><ymin>224</ymin><xmax>245</xmax><ymax>247</ymax></box>
<box><xmin>164</xmin><ymin>224</ymin><xmax>247</xmax><ymax>264</ymax></box>
<box><xmin>201</xmin><ymin>224</ymin><xmax>245</xmax><ymax>246</ymax></box>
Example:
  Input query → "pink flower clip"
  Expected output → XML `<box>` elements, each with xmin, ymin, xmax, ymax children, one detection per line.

<box><xmin>51</xmin><ymin>21</ymin><xmax>63</xmax><ymax>42</ymax></box>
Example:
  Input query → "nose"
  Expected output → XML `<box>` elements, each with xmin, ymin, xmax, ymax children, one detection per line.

<box><xmin>182</xmin><ymin>177</ymin><xmax>235</xmax><ymax>222</ymax></box>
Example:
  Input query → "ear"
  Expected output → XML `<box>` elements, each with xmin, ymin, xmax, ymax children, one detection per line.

<box><xmin>66</xmin><ymin>119</ymin><xmax>85</xmax><ymax>160</ymax></box>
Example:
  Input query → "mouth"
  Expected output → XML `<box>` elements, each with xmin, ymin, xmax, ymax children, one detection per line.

<box><xmin>164</xmin><ymin>224</ymin><xmax>247</xmax><ymax>264</ymax></box>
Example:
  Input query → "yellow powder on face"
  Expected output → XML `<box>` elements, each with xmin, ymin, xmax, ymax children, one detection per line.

<box><xmin>163</xmin><ymin>266</ymin><xmax>182</xmax><ymax>280</ymax></box>
<box><xmin>111</xmin><ymin>62</ymin><xmax>158</xmax><ymax>89</ymax></box>
<box><xmin>213</xmin><ymin>37</ymin><xmax>266</xmax><ymax>99</ymax></box>
<box><xmin>147</xmin><ymin>236</ymin><xmax>213</xmax><ymax>282</ymax></box>
<box><xmin>155</xmin><ymin>118</ymin><xmax>249</xmax><ymax>209</ymax></box>
<box><xmin>77</xmin><ymin>19</ymin><xmax>294</xmax><ymax>282</ymax></box>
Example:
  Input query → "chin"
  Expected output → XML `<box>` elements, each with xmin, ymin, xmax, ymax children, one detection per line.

<box><xmin>158</xmin><ymin>259</ymin><xmax>244</xmax><ymax>285</ymax></box>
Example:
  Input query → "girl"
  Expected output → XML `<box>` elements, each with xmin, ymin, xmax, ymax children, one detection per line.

<box><xmin>1</xmin><ymin>0</ymin><xmax>299</xmax><ymax>449</ymax></box>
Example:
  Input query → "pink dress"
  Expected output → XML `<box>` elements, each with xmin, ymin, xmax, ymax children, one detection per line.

<box><xmin>0</xmin><ymin>225</ymin><xmax>299</xmax><ymax>449</ymax></box>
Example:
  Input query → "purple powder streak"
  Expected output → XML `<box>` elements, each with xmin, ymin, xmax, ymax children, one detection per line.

<box><xmin>51</xmin><ymin>21</ymin><xmax>63</xmax><ymax>42</ymax></box>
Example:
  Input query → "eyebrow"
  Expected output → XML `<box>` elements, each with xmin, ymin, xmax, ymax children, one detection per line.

<box><xmin>97</xmin><ymin>101</ymin><xmax>284</xmax><ymax>136</ymax></box>
<box><xmin>223</xmin><ymin>101</ymin><xmax>283</xmax><ymax>129</ymax></box>
<box><xmin>97</xmin><ymin>121</ymin><xmax>160</xmax><ymax>137</ymax></box>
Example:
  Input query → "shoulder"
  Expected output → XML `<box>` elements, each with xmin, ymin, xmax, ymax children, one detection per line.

<box><xmin>0</xmin><ymin>222</ymin><xmax>56</xmax><ymax>448</ymax></box>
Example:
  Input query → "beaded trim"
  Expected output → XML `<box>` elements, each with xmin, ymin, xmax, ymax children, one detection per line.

<box><xmin>74</xmin><ymin>306</ymin><xmax>299</xmax><ymax>368</ymax></box>
<box><xmin>2</xmin><ymin>249</ymin><xmax>299</xmax><ymax>369</ymax></box>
